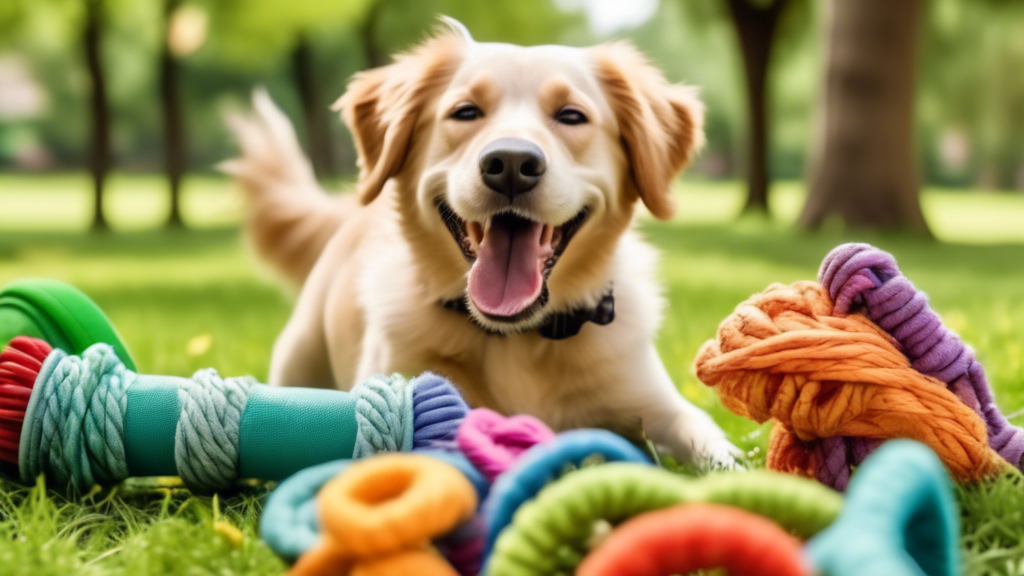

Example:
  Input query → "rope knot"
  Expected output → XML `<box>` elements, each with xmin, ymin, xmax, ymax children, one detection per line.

<box><xmin>694</xmin><ymin>280</ymin><xmax>1005</xmax><ymax>490</ymax></box>
<box><xmin>820</xmin><ymin>243</ymin><xmax>1024</xmax><ymax>469</ymax></box>
<box><xmin>457</xmin><ymin>408</ymin><xmax>554</xmax><ymax>481</ymax></box>
<box><xmin>352</xmin><ymin>374</ymin><xmax>415</xmax><ymax>458</ymax></box>
<box><xmin>174</xmin><ymin>368</ymin><xmax>255</xmax><ymax>492</ymax></box>
<box><xmin>20</xmin><ymin>343</ymin><xmax>132</xmax><ymax>491</ymax></box>
<box><xmin>411</xmin><ymin>372</ymin><xmax>470</xmax><ymax>450</ymax></box>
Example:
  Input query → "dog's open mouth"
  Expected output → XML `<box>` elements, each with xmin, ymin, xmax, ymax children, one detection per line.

<box><xmin>437</xmin><ymin>199</ymin><xmax>588</xmax><ymax>322</ymax></box>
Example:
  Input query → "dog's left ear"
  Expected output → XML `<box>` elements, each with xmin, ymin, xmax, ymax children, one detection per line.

<box><xmin>334</xmin><ymin>21</ymin><xmax>467</xmax><ymax>204</ymax></box>
<box><xmin>591</xmin><ymin>42</ymin><xmax>705</xmax><ymax>220</ymax></box>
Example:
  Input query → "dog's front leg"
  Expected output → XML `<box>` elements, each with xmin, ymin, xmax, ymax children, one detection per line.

<box><xmin>620</xmin><ymin>345</ymin><xmax>740</xmax><ymax>468</ymax></box>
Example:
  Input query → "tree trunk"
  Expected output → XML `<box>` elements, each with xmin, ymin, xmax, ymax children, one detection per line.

<box><xmin>162</xmin><ymin>0</ymin><xmax>186</xmax><ymax>228</ymax></box>
<box><xmin>360</xmin><ymin>1</ymin><xmax>386</xmax><ymax>69</ymax></box>
<box><xmin>292</xmin><ymin>33</ymin><xmax>335</xmax><ymax>178</ymax></box>
<box><xmin>84</xmin><ymin>0</ymin><xmax>111</xmax><ymax>231</ymax></box>
<box><xmin>799</xmin><ymin>0</ymin><xmax>930</xmax><ymax>233</ymax></box>
<box><xmin>726</xmin><ymin>0</ymin><xmax>788</xmax><ymax>214</ymax></box>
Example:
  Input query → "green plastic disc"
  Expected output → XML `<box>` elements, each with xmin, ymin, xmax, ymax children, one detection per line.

<box><xmin>0</xmin><ymin>278</ymin><xmax>135</xmax><ymax>370</ymax></box>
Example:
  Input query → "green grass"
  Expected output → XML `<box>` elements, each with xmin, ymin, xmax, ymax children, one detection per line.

<box><xmin>1</xmin><ymin>174</ymin><xmax>1023</xmax><ymax>575</ymax></box>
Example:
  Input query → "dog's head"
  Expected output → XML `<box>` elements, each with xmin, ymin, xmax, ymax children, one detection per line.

<box><xmin>336</xmin><ymin>18</ymin><xmax>704</xmax><ymax>334</ymax></box>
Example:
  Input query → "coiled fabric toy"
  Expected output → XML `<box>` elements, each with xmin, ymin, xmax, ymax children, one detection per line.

<box><xmin>261</xmin><ymin>449</ymin><xmax>489</xmax><ymax>562</ymax></box>
<box><xmin>694</xmin><ymin>243</ymin><xmax>1015</xmax><ymax>489</ymax></box>
<box><xmin>485</xmin><ymin>464</ymin><xmax>842</xmax><ymax>575</ymax></box>
<box><xmin>577</xmin><ymin>504</ymin><xmax>812</xmax><ymax>576</ymax></box>
<box><xmin>0</xmin><ymin>337</ymin><xmax>469</xmax><ymax>492</ymax></box>
<box><xmin>457</xmin><ymin>408</ymin><xmax>555</xmax><ymax>482</ymax></box>
<box><xmin>289</xmin><ymin>453</ymin><xmax>477</xmax><ymax>576</ymax></box>
<box><xmin>481</xmin><ymin>429</ymin><xmax>651</xmax><ymax>557</ymax></box>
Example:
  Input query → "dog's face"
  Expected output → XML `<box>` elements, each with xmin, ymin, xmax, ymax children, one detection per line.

<box><xmin>338</xmin><ymin>20</ymin><xmax>704</xmax><ymax>333</ymax></box>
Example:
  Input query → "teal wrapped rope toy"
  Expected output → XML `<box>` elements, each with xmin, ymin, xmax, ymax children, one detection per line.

<box><xmin>2</xmin><ymin>338</ymin><xmax>469</xmax><ymax>493</ymax></box>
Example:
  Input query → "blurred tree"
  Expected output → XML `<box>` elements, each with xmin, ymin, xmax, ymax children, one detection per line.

<box><xmin>205</xmin><ymin>0</ymin><xmax>373</xmax><ymax>179</ymax></box>
<box><xmin>675</xmin><ymin>0</ymin><xmax>811</xmax><ymax>214</ymax></box>
<box><xmin>800</xmin><ymin>0</ymin><xmax>929</xmax><ymax>233</ymax></box>
<box><xmin>84</xmin><ymin>0</ymin><xmax>112</xmax><ymax>231</ymax></box>
<box><xmin>724</xmin><ymin>0</ymin><xmax>789</xmax><ymax>214</ymax></box>
<box><xmin>291</xmin><ymin>31</ymin><xmax>335</xmax><ymax>177</ymax></box>
<box><xmin>359</xmin><ymin>0</ymin><xmax>387</xmax><ymax>69</ymax></box>
<box><xmin>162</xmin><ymin>0</ymin><xmax>187</xmax><ymax>227</ymax></box>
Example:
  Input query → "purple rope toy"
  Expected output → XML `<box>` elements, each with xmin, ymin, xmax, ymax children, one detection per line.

<box><xmin>812</xmin><ymin>243</ymin><xmax>1024</xmax><ymax>490</ymax></box>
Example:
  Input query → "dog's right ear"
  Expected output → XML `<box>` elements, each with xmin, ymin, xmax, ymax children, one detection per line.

<box><xmin>335</xmin><ymin>21</ymin><xmax>468</xmax><ymax>204</ymax></box>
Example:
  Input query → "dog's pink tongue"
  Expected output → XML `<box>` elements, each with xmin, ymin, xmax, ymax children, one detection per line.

<box><xmin>468</xmin><ymin>217</ymin><xmax>547</xmax><ymax>317</ymax></box>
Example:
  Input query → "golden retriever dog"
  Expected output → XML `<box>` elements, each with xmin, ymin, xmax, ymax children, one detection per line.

<box><xmin>223</xmin><ymin>18</ymin><xmax>737</xmax><ymax>465</ymax></box>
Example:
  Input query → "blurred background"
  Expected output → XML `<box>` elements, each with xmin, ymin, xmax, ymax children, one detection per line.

<box><xmin>1</xmin><ymin>0</ymin><xmax>1023</xmax><ymax>237</ymax></box>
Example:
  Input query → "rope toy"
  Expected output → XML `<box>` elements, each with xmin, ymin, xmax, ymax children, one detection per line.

<box><xmin>820</xmin><ymin>243</ymin><xmax>1024</xmax><ymax>469</ymax></box>
<box><xmin>261</xmin><ymin>449</ymin><xmax>488</xmax><ymax>561</ymax></box>
<box><xmin>289</xmin><ymin>453</ymin><xmax>477</xmax><ymax>576</ymax></box>
<box><xmin>0</xmin><ymin>336</ymin><xmax>51</xmax><ymax>463</ymax></box>
<box><xmin>456</xmin><ymin>408</ymin><xmax>555</xmax><ymax>481</ymax></box>
<box><xmin>0</xmin><ymin>337</ymin><xmax>469</xmax><ymax>492</ymax></box>
<box><xmin>485</xmin><ymin>463</ymin><xmax>842</xmax><ymax>575</ymax></box>
<box><xmin>807</xmin><ymin>439</ymin><xmax>960</xmax><ymax>576</ymax></box>
<box><xmin>694</xmin><ymin>253</ymin><xmax>1009</xmax><ymax>489</ymax></box>
<box><xmin>577</xmin><ymin>503</ymin><xmax>812</xmax><ymax>576</ymax></box>
<box><xmin>481</xmin><ymin>429</ymin><xmax>651</xmax><ymax>557</ymax></box>
<box><xmin>0</xmin><ymin>278</ymin><xmax>135</xmax><ymax>369</ymax></box>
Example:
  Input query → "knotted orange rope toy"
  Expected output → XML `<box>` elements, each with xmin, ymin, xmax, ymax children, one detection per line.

<box><xmin>694</xmin><ymin>280</ymin><xmax>1005</xmax><ymax>488</ymax></box>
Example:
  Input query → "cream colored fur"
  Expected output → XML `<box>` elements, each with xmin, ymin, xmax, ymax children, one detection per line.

<box><xmin>224</xmin><ymin>21</ymin><xmax>737</xmax><ymax>465</ymax></box>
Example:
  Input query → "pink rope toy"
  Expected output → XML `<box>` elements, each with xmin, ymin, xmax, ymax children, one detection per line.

<box><xmin>457</xmin><ymin>408</ymin><xmax>555</xmax><ymax>481</ymax></box>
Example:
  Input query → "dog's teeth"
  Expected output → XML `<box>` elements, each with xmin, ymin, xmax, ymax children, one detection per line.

<box><xmin>541</xmin><ymin>225</ymin><xmax>554</xmax><ymax>247</ymax></box>
<box><xmin>467</xmin><ymin>222</ymin><xmax>484</xmax><ymax>245</ymax></box>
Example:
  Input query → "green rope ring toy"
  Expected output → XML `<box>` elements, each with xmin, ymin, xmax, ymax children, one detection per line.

<box><xmin>484</xmin><ymin>463</ymin><xmax>843</xmax><ymax>575</ymax></box>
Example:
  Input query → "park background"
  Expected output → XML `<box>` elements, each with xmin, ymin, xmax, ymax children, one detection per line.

<box><xmin>1</xmin><ymin>1</ymin><xmax>1024</xmax><ymax>575</ymax></box>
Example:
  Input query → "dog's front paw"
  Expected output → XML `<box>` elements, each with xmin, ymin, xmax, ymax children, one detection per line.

<box><xmin>695</xmin><ymin>436</ymin><xmax>743</xmax><ymax>471</ymax></box>
<box><xmin>654</xmin><ymin>417</ymin><xmax>743</xmax><ymax>470</ymax></box>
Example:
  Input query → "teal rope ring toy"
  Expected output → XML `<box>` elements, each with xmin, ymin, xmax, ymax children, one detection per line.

<box><xmin>481</xmin><ymin>429</ymin><xmax>650</xmax><ymax>557</ymax></box>
<box><xmin>807</xmin><ymin>439</ymin><xmax>960</xmax><ymax>576</ymax></box>
<box><xmin>485</xmin><ymin>464</ymin><xmax>843</xmax><ymax>575</ymax></box>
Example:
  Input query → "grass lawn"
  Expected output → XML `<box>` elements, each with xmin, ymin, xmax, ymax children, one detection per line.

<box><xmin>1</xmin><ymin>173</ymin><xmax>1023</xmax><ymax>575</ymax></box>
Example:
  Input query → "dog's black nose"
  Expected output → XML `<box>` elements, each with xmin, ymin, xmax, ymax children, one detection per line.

<box><xmin>479</xmin><ymin>138</ymin><xmax>546</xmax><ymax>200</ymax></box>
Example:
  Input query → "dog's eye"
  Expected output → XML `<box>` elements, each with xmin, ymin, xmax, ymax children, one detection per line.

<box><xmin>450</xmin><ymin>103</ymin><xmax>483</xmax><ymax>121</ymax></box>
<box><xmin>555</xmin><ymin>107</ymin><xmax>588</xmax><ymax>125</ymax></box>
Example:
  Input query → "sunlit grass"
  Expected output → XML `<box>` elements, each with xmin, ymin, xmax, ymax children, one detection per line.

<box><xmin>0</xmin><ymin>174</ymin><xmax>1023</xmax><ymax>574</ymax></box>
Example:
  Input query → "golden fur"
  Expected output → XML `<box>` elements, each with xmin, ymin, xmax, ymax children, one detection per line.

<box><xmin>224</xmin><ymin>20</ymin><xmax>736</xmax><ymax>464</ymax></box>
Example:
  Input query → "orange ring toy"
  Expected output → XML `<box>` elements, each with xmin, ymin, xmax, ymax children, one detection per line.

<box><xmin>289</xmin><ymin>453</ymin><xmax>477</xmax><ymax>576</ymax></box>
<box><xmin>577</xmin><ymin>503</ymin><xmax>813</xmax><ymax>576</ymax></box>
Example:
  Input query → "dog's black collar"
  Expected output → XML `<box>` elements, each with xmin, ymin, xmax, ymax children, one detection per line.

<box><xmin>440</xmin><ymin>286</ymin><xmax>615</xmax><ymax>340</ymax></box>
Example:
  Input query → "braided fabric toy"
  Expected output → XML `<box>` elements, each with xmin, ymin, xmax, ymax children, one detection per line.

<box><xmin>577</xmin><ymin>504</ymin><xmax>812</xmax><ymax>576</ymax></box>
<box><xmin>695</xmin><ymin>243</ymin><xmax>1018</xmax><ymax>489</ymax></box>
<box><xmin>288</xmin><ymin>453</ymin><xmax>477</xmax><ymax>576</ymax></box>
<box><xmin>485</xmin><ymin>464</ymin><xmax>842</xmax><ymax>575</ymax></box>
<box><xmin>570</xmin><ymin>440</ymin><xmax>958</xmax><ymax>576</ymax></box>
<box><xmin>0</xmin><ymin>336</ymin><xmax>468</xmax><ymax>492</ymax></box>
<box><xmin>820</xmin><ymin>244</ymin><xmax>1024</xmax><ymax>470</ymax></box>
